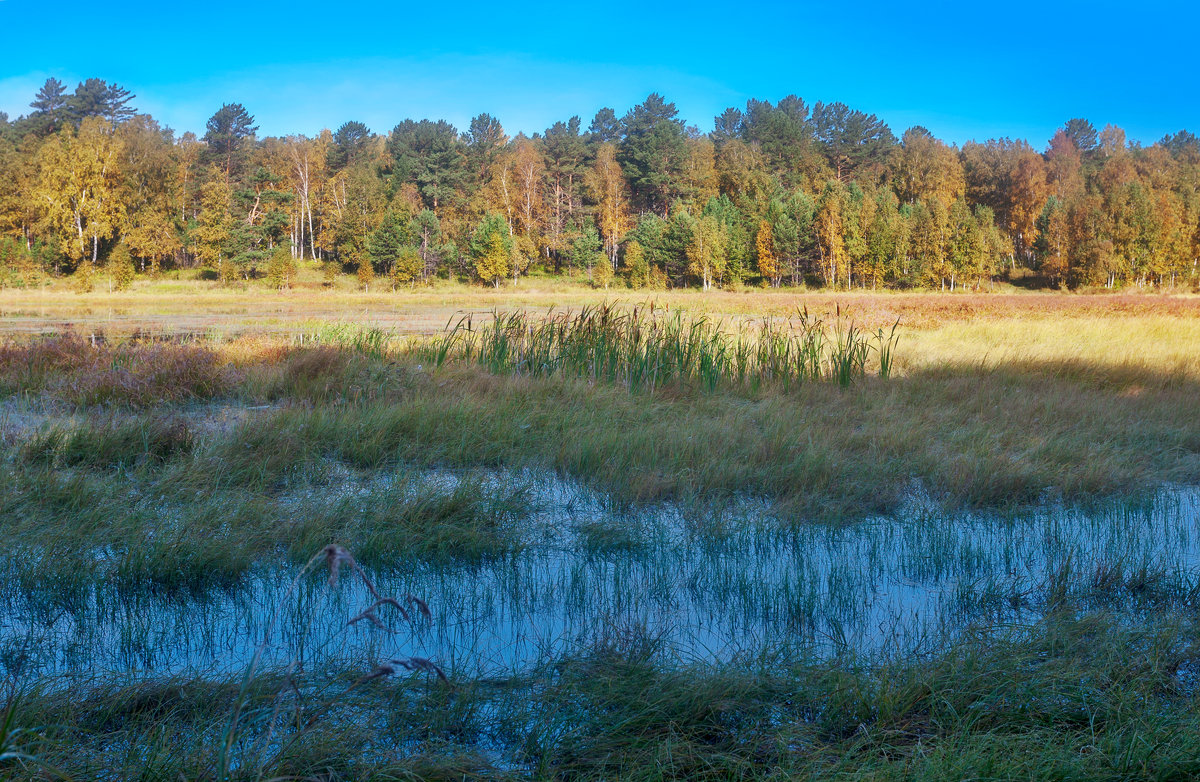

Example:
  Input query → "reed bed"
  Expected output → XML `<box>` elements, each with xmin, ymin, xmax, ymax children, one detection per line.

<box><xmin>420</xmin><ymin>303</ymin><xmax>901</xmax><ymax>391</ymax></box>
<box><xmin>291</xmin><ymin>323</ymin><xmax>393</xmax><ymax>359</ymax></box>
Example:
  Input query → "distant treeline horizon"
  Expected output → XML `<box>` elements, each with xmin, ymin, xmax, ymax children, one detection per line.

<box><xmin>1</xmin><ymin>77</ymin><xmax>1197</xmax><ymax>292</ymax></box>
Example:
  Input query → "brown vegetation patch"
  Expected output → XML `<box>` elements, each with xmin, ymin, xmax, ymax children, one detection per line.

<box><xmin>0</xmin><ymin>333</ymin><xmax>238</xmax><ymax>407</ymax></box>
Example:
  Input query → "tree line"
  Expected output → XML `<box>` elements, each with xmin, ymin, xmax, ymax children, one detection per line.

<box><xmin>1</xmin><ymin>77</ymin><xmax>1197</xmax><ymax>292</ymax></box>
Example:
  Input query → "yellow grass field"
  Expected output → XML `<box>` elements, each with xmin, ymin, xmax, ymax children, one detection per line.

<box><xmin>4</xmin><ymin>276</ymin><xmax>1200</xmax><ymax>378</ymax></box>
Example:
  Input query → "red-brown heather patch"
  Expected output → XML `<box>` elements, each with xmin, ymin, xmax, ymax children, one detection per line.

<box><xmin>0</xmin><ymin>334</ymin><xmax>239</xmax><ymax>407</ymax></box>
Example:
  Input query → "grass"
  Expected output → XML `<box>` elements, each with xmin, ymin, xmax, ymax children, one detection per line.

<box><xmin>21</xmin><ymin>415</ymin><xmax>195</xmax><ymax>468</ymax></box>
<box><xmin>213</xmin><ymin>356</ymin><xmax>1199</xmax><ymax>517</ymax></box>
<box><xmin>0</xmin><ymin>458</ymin><xmax>534</xmax><ymax>595</ymax></box>
<box><xmin>420</xmin><ymin>303</ymin><xmax>900</xmax><ymax>391</ymax></box>
<box><xmin>1</xmin><ymin>288</ymin><xmax>1200</xmax><ymax>778</ymax></box>
<box><xmin>5</xmin><ymin>612</ymin><xmax>1200</xmax><ymax>779</ymax></box>
<box><xmin>0</xmin><ymin>334</ymin><xmax>237</xmax><ymax>407</ymax></box>
<box><xmin>2</xmin><ymin>274</ymin><xmax>1198</xmax><ymax>338</ymax></box>
<box><xmin>1</xmin><ymin>303</ymin><xmax>1197</xmax><ymax>522</ymax></box>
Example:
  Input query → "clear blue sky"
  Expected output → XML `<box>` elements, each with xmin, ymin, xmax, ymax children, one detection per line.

<box><xmin>1</xmin><ymin>0</ymin><xmax>1195</xmax><ymax>147</ymax></box>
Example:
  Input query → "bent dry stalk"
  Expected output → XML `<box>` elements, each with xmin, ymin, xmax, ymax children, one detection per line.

<box><xmin>419</xmin><ymin>302</ymin><xmax>902</xmax><ymax>392</ymax></box>
<box><xmin>219</xmin><ymin>543</ymin><xmax>444</xmax><ymax>779</ymax></box>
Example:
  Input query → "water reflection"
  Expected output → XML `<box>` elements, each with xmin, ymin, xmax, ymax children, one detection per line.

<box><xmin>3</xmin><ymin>473</ymin><xmax>1197</xmax><ymax>681</ymax></box>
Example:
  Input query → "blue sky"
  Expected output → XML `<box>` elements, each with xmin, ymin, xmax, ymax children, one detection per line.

<box><xmin>1</xmin><ymin>0</ymin><xmax>1195</xmax><ymax>147</ymax></box>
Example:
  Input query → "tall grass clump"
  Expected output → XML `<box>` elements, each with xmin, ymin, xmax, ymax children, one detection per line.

<box><xmin>418</xmin><ymin>303</ymin><xmax>901</xmax><ymax>392</ymax></box>
<box><xmin>21</xmin><ymin>416</ymin><xmax>195</xmax><ymax>469</ymax></box>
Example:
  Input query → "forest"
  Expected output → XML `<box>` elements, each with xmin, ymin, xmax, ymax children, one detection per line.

<box><xmin>1</xmin><ymin>76</ymin><xmax>1198</xmax><ymax>292</ymax></box>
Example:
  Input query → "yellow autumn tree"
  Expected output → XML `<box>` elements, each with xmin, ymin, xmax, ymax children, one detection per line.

<box><xmin>194</xmin><ymin>177</ymin><xmax>232</xmax><ymax>280</ymax></box>
<box><xmin>124</xmin><ymin>210</ymin><xmax>180</xmax><ymax>276</ymax></box>
<box><xmin>476</xmin><ymin>232</ymin><xmax>509</xmax><ymax>287</ymax></box>
<box><xmin>585</xmin><ymin>143</ymin><xmax>631</xmax><ymax>267</ymax></box>
<box><xmin>814</xmin><ymin>183</ymin><xmax>847</xmax><ymax>288</ymax></box>
<box><xmin>625</xmin><ymin>240</ymin><xmax>649</xmax><ymax>288</ymax></box>
<box><xmin>471</xmin><ymin>214</ymin><xmax>511</xmax><ymax>287</ymax></box>
<box><xmin>891</xmin><ymin>127</ymin><xmax>965</xmax><ymax>212</ymax></box>
<box><xmin>34</xmin><ymin>117</ymin><xmax>127</xmax><ymax>265</ymax></box>
<box><xmin>109</xmin><ymin>241</ymin><xmax>135</xmax><ymax>290</ymax></box>
<box><xmin>286</xmin><ymin>132</ymin><xmax>329</xmax><ymax>259</ymax></box>
<box><xmin>686</xmin><ymin>214</ymin><xmax>728</xmax><ymax>290</ymax></box>
<box><xmin>755</xmin><ymin>219</ymin><xmax>779</xmax><ymax>286</ymax></box>
<box><xmin>392</xmin><ymin>246</ymin><xmax>422</xmax><ymax>289</ymax></box>
<box><xmin>356</xmin><ymin>257</ymin><xmax>375</xmax><ymax>291</ymax></box>
<box><xmin>511</xmin><ymin>137</ymin><xmax>544</xmax><ymax>240</ymax></box>
<box><xmin>683</xmin><ymin>137</ymin><xmax>719</xmax><ymax>207</ymax></box>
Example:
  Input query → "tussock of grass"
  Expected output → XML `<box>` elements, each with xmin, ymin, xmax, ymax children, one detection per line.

<box><xmin>286</xmin><ymin>476</ymin><xmax>533</xmax><ymax>564</ymax></box>
<box><xmin>516</xmin><ymin>613</ymin><xmax>1200</xmax><ymax>779</ymax></box>
<box><xmin>21</xmin><ymin>416</ymin><xmax>194</xmax><ymax>468</ymax></box>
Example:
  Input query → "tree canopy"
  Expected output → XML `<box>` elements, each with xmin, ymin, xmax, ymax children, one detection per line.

<box><xmin>0</xmin><ymin>81</ymin><xmax>1197</xmax><ymax>293</ymax></box>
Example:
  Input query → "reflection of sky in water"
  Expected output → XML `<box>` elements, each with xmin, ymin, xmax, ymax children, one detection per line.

<box><xmin>3</xmin><ymin>472</ymin><xmax>1198</xmax><ymax>681</ymax></box>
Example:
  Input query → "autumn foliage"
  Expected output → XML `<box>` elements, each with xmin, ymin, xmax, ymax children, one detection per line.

<box><xmin>1</xmin><ymin>79</ymin><xmax>1197</xmax><ymax>291</ymax></box>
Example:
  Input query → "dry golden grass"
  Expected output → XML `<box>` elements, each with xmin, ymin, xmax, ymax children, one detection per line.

<box><xmin>904</xmin><ymin>316</ymin><xmax>1200</xmax><ymax>379</ymax></box>
<box><xmin>6</xmin><ymin>282</ymin><xmax>1199</xmax><ymax>391</ymax></box>
<box><xmin>3</xmin><ymin>274</ymin><xmax>1198</xmax><ymax>339</ymax></box>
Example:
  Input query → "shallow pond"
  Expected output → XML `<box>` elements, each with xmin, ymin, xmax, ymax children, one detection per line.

<box><xmin>3</xmin><ymin>471</ymin><xmax>1198</xmax><ymax>682</ymax></box>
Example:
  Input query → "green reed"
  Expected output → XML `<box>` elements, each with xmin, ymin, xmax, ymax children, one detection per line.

<box><xmin>294</xmin><ymin>323</ymin><xmax>394</xmax><ymax>359</ymax></box>
<box><xmin>419</xmin><ymin>303</ymin><xmax>900</xmax><ymax>392</ymax></box>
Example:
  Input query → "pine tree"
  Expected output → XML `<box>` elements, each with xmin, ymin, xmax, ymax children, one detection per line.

<box><xmin>30</xmin><ymin>78</ymin><xmax>69</xmax><ymax>133</ymax></box>
<box><xmin>68</xmin><ymin>79</ymin><xmax>136</xmax><ymax>125</ymax></box>
<box><xmin>328</xmin><ymin>121</ymin><xmax>371</xmax><ymax>170</ymax></box>
<box><xmin>618</xmin><ymin>94</ymin><xmax>689</xmax><ymax>217</ymax></box>
<box><xmin>387</xmin><ymin>119</ymin><xmax>466</xmax><ymax>213</ymax></box>
<box><xmin>368</xmin><ymin>211</ymin><xmax>406</xmax><ymax>275</ymax></box>
<box><xmin>202</xmin><ymin>104</ymin><xmax>258</xmax><ymax>183</ymax></box>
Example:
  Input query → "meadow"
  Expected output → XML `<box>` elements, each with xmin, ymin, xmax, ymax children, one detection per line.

<box><xmin>1</xmin><ymin>278</ymin><xmax>1200</xmax><ymax>780</ymax></box>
